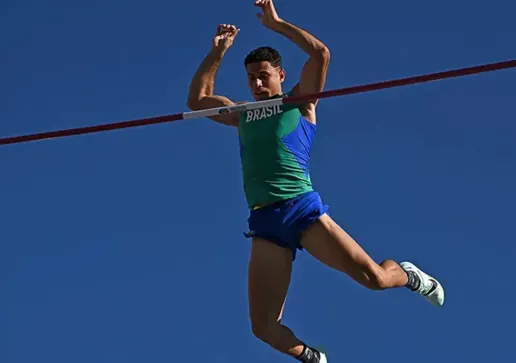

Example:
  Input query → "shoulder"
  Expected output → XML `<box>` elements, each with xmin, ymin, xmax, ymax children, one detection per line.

<box><xmin>282</xmin><ymin>89</ymin><xmax>316</xmax><ymax>123</ymax></box>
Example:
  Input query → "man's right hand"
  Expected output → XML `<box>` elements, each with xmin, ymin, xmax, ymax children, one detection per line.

<box><xmin>187</xmin><ymin>23</ymin><xmax>241</xmax><ymax>127</ymax></box>
<box><xmin>212</xmin><ymin>24</ymin><xmax>240</xmax><ymax>52</ymax></box>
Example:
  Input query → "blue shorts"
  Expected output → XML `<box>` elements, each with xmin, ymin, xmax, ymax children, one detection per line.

<box><xmin>244</xmin><ymin>191</ymin><xmax>329</xmax><ymax>260</ymax></box>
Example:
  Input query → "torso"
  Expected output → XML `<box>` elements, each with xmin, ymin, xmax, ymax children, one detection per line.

<box><xmin>238</xmin><ymin>95</ymin><xmax>317</xmax><ymax>208</ymax></box>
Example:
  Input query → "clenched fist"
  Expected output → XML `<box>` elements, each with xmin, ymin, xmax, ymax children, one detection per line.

<box><xmin>212</xmin><ymin>24</ymin><xmax>240</xmax><ymax>52</ymax></box>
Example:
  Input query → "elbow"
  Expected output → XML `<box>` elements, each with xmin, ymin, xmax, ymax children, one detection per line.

<box><xmin>318</xmin><ymin>46</ymin><xmax>330</xmax><ymax>63</ymax></box>
<box><xmin>186</xmin><ymin>98</ymin><xmax>194</xmax><ymax>110</ymax></box>
<box><xmin>309</xmin><ymin>45</ymin><xmax>330</xmax><ymax>67</ymax></box>
<box><xmin>186</xmin><ymin>96</ymin><xmax>201</xmax><ymax>110</ymax></box>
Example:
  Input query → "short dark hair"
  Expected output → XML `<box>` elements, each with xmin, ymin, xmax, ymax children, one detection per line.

<box><xmin>244</xmin><ymin>46</ymin><xmax>282</xmax><ymax>68</ymax></box>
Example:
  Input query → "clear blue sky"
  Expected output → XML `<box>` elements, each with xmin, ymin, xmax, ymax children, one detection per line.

<box><xmin>2</xmin><ymin>1</ymin><xmax>515</xmax><ymax>362</ymax></box>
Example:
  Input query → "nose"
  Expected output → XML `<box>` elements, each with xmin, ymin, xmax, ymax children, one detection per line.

<box><xmin>252</xmin><ymin>78</ymin><xmax>263</xmax><ymax>89</ymax></box>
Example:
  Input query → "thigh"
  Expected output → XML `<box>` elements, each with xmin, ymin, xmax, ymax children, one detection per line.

<box><xmin>248</xmin><ymin>237</ymin><xmax>293</xmax><ymax>325</ymax></box>
<box><xmin>300</xmin><ymin>214</ymin><xmax>380</xmax><ymax>286</ymax></box>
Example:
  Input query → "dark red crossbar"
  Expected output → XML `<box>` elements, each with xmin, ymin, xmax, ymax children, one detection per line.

<box><xmin>1</xmin><ymin>59</ymin><xmax>514</xmax><ymax>146</ymax></box>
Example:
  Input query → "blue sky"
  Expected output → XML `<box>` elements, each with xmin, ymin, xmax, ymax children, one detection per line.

<box><xmin>2</xmin><ymin>0</ymin><xmax>515</xmax><ymax>362</ymax></box>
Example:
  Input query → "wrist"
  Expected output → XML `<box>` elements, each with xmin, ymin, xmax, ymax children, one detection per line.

<box><xmin>267</xmin><ymin>18</ymin><xmax>287</xmax><ymax>32</ymax></box>
<box><xmin>209</xmin><ymin>46</ymin><xmax>227</xmax><ymax>60</ymax></box>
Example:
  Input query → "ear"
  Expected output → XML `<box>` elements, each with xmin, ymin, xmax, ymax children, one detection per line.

<box><xmin>279</xmin><ymin>68</ymin><xmax>286</xmax><ymax>83</ymax></box>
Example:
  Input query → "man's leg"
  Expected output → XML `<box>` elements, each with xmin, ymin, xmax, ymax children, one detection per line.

<box><xmin>248</xmin><ymin>237</ymin><xmax>324</xmax><ymax>362</ymax></box>
<box><xmin>300</xmin><ymin>214</ymin><xmax>444</xmax><ymax>305</ymax></box>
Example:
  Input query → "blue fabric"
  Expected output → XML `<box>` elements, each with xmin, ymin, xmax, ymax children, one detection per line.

<box><xmin>281</xmin><ymin>116</ymin><xmax>316</xmax><ymax>179</ymax></box>
<box><xmin>244</xmin><ymin>191</ymin><xmax>329</xmax><ymax>260</ymax></box>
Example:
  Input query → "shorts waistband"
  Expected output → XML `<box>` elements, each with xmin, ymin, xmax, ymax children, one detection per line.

<box><xmin>251</xmin><ymin>193</ymin><xmax>312</xmax><ymax>211</ymax></box>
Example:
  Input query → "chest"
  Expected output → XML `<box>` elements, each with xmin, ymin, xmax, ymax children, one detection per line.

<box><xmin>243</xmin><ymin>104</ymin><xmax>284</xmax><ymax>123</ymax></box>
<box><xmin>239</xmin><ymin>105</ymin><xmax>300</xmax><ymax>142</ymax></box>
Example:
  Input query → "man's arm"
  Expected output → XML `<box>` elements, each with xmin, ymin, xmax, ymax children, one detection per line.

<box><xmin>256</xmin><ymin>0</ymin><xmax>330</xmax><ymax>117</ymax></box>
<box><xmin>271</xmin><ymin>21</ymin><xmax>330</xmax><ymax>106</ymax></box>
<box><xmin>187</xmin><ymin>24</ymin><xmax>241</xmax><ymax>127</ymax></box>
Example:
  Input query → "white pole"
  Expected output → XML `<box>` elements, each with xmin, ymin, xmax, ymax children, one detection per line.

<box><xmin>182</xmin><ymin>97</ymin><xmax>285</xmax><ymax>120</ymax></box>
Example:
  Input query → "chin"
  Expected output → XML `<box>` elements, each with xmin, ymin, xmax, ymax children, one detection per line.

<box><xmin>254</xmin><ymin>93</ymin><xmax>269</xmax><ymax>101</ymax></box>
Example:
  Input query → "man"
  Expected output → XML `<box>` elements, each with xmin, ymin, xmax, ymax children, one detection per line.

<box><xmin>186</xmin><ymin>1</ymin><xmax>445</xmax><ymax>362</ymax></box>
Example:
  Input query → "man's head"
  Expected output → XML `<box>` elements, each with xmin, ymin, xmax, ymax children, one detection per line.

<box><xmin>244</xmin><ymin>46</ymin><xmax>285</xmax><ymax>101</ymax></box>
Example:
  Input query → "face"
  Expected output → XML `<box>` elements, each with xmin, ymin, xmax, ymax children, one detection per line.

<box><xmin>246</xmin><ymin>61</ymin><xmax>285</xmax><ymax>101</ymax></box>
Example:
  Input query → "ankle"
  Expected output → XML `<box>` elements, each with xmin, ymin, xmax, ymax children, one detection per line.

<box><xmin>296</xmin><ymin>343</ymin><xmax>322</xmax><ymax>363</ymax></box>
<box><xmin>405</xmin><ymin>270</ymin><xmax>421</xmax><ymax>291</ymax></box>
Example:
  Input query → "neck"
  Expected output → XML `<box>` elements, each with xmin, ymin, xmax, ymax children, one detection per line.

<box><xmin>269</xmin><ymin>93</ymin><xmax>283</xmax><ymax>99</ymax></box>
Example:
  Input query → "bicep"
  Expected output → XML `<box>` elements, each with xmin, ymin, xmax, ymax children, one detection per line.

<box><xmin>188</xmin><ymin>95</ymin><xmax>239</xmax><ymax>127</ymax></box>
<box><xmin>298</xmin><ymin>51</ymin><xmax>330</xmax><ymax>106</ymax></box>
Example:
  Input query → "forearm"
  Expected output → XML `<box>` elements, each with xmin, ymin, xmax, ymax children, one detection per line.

<box><xmin>188</xmin><ymin>48</ymin><xmax>226</xmax><ymax>103</ymax></box>
<box><xmin>269</xmin><ymin>20</ymin><xmax>328</xmax><ymax>57</ymax></box>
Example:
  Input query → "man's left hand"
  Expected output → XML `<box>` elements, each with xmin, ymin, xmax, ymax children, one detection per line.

<box><xmin>255</xmin><ymin>0</ymin><xmax>283</xmax><ymax>30</ymax></box>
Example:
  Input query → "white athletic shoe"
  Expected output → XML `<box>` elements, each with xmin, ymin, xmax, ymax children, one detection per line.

<box><xmin>310</xmin><ymin>347</ymin><xmax>328</xmax><ymax>363</ymax></box>
<box><xmin>400</xmin><ymin>261</ymin><xmax>445</xmax><ymax>306</ymax></box>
